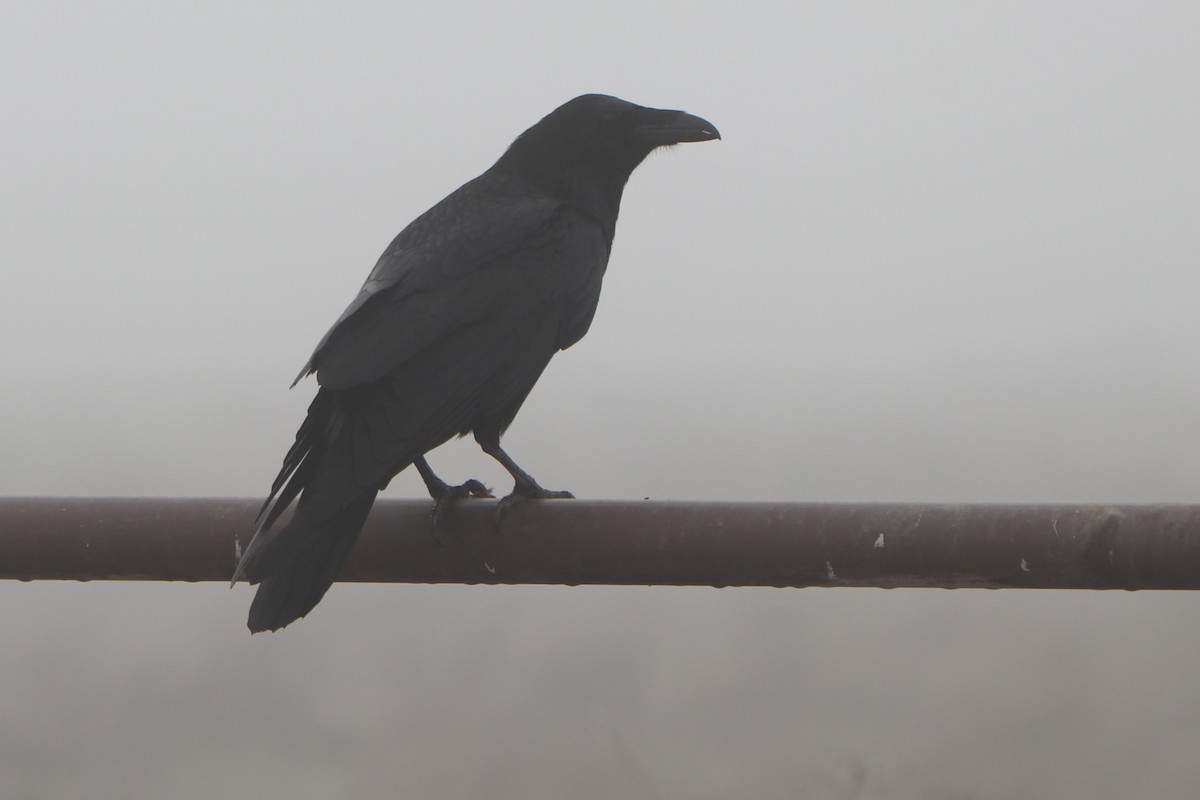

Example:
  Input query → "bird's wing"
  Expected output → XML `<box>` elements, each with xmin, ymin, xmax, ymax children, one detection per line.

<box><xmin>293</xmin><ymin>175</ymin><xmax>590</xmax><ymax>391</ymax></box>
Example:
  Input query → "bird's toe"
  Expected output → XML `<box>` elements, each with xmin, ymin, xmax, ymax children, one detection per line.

<box><xmin>428</xmin><ymin>479</ymin><xmax>495</xmax><ymax>540</ymax></box>
<box><xmin>492</xmin><ymin>484</ymin><xmax>575</xmax><ymax>528</ymax></box>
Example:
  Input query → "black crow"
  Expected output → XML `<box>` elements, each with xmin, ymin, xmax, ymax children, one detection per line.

<box><xmin>234</xmin><ymin>94</ymin><xmax>719</xmax><ymax>632</ymax></box>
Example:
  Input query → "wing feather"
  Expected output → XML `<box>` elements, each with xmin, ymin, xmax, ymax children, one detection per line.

<box><xmin>296</xmin><ymin>175</ymin><xmax>569</xmax><ymax>390</ymax></box>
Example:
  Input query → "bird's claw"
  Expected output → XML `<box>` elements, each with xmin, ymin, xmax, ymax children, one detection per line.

<box><xmin>429</xmin><ymin>479</ymin><xmax>494</xmax><ymax>542</ymax></box>
<box><xmin>493</xmin><ymin>484</ymin><xmax>575</xmax><ymax>528</ymax></box>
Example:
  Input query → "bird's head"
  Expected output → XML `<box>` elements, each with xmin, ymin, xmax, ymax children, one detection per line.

<box><xmin>550</xmin><ymin>93</ymin><xmax>720</xmax><ymax>151</ymax></box>
<box><xmin>495</xmin><ymin>94</ymin><xmax>720</xmax><ymax>206</ymax></box>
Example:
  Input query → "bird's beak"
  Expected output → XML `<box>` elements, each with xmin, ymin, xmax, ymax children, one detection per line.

<box><xmin>635</xmin><ymin>107</ymin><xmax>721</xmax><ymax>145</ymax></box>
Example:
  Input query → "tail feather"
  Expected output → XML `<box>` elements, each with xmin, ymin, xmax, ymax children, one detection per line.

<box><xmin>230</xmin><ymin>390</ymin><xmax>335</xmax><ymax>588</ymax></box>
<box><xmin>235</xmin><ymin>385</ymin><xmax>380</xmax><ymax>632</ymax></box>
<box><xmin>237</xmin><ymin>383</ymin><xmax>421</xmax><ymax>632</ymax></box>
<box><xmin>246</xmin><ymin>490</ymin><xmax>377</xmax><ymax>633</ymax></box>
<box><xmin>257</xmin><ymin>390</ymin><xmax>336</xmax><ymax>532</ymax></box>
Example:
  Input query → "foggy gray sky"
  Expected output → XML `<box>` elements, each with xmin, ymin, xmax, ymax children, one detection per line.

<box><xmin>2</xmin><ymin>2</ymin><xmax>1199</xmax><ymax>798</ymax></box>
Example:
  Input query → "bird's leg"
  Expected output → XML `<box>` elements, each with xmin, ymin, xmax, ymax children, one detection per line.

<box><xmin>414</xmin><ymin>456</ymin><xmax>493</xmax><ymax>539</ymax></box>
<box><xmin>476</xmin><ymin>439</ymin><xmax>574</xmax><ymax>525</ymax></box>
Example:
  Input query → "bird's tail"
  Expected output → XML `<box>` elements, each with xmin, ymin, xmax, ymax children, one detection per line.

<box><xmin>233</xmin><ymin>388</ymin><xmax>382</xmax><ymax>633</ymax></box>
<box><xmin>245</xmin><ymin>490</ymin><xmax>377</xmax><ymax>632</ymax></box>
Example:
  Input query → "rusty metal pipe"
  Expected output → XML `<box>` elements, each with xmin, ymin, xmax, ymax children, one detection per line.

<box><xmin>2</xmin><ymin>497</ymin><xmax>1199</xmax><ymax>589</ymax></box>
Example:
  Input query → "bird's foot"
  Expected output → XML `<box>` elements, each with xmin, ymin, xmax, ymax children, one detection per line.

<box><xmin>494</xmin><ymin>481</ymin><xmax>574</xmax><ymax>528</ymax></box>
<box><xmin>428</xmin><ymin>479</ymin><xmax>494</xmax><ymax>542</ymax></box>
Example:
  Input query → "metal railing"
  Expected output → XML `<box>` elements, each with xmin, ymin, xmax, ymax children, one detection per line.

<box><xmin>3</xmin><ymin>497</ymin><xmax>1199</xmax><ymax>589</ymax></box>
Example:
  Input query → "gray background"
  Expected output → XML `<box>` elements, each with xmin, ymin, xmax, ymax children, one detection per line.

<box><xmin>3</xmin><ymin>2</ymin><xmax>1198</xmax><ymax>798</ymax></box>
